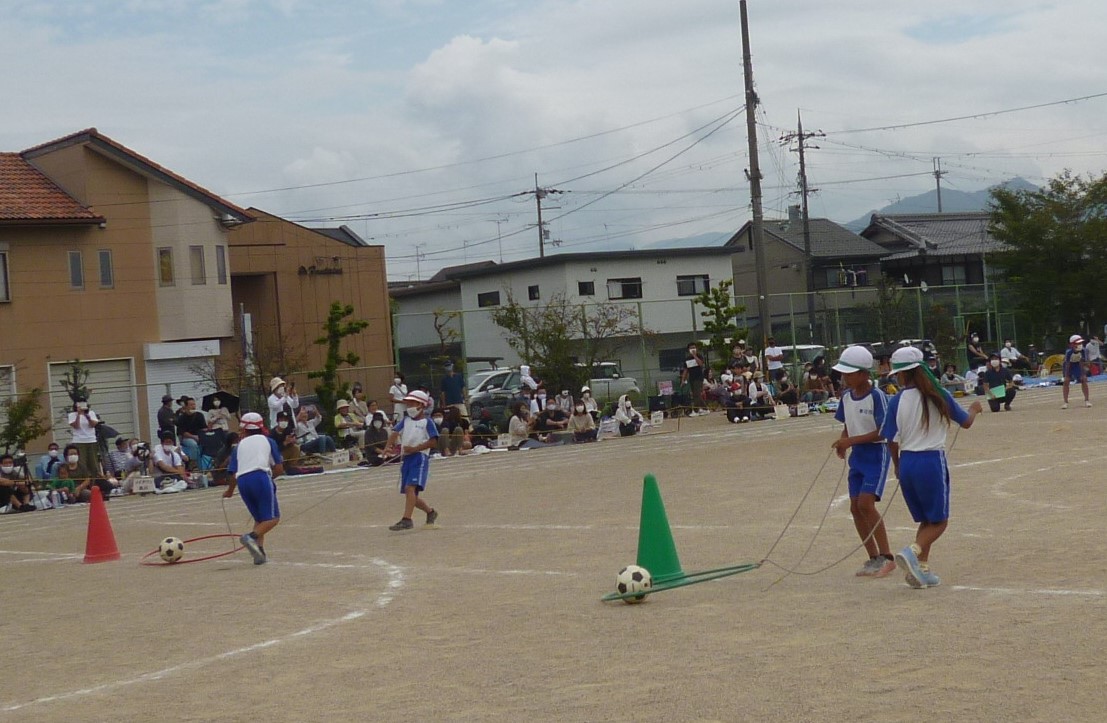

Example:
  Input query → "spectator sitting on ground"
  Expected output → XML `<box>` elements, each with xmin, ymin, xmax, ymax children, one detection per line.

<box><xmin>210</xmin><ymin>433</ymin><xmax>239</xmax><ymax>486</ymax></box>
<box><xmin>940</xmin><ymin>363</ymin><xmax>966</xmax><ymax>394</ymax></box>
<box><xmin>105</xmin><ymin>436</ymin><xmax>133</xmax><ymax>480</ymax></box>
<box><xmin>776</xmin><ymin>372</ymin><xmax>799</xmax><ymax>406</ymax></box>
<box><xmin>333</xmin><ymin>399</ymin><xmax>366</xmax><ymax>455</ymax></box>
<box><xmin>580</xmin><ymin>386</ymin><xmax>599</xmax><ymax>420</ymax></box>
<box><xmin>362</xmin><ymin>411</ymin><xmax>391</xmax><ymax>465</ymax></box>
<box><xmin>724</xmin><ymin>374</ymin><xmax>753</xmax><ymax>423</ymax></box>
<box><xmin>35</xmin><ymin>442</ymin><xmax>64</xmax><ymax>482</ymax></box>
<box><xmin>175</xmin><ymin>396</ymin><xmax>206</xmax><ymax>471</ymax></box>
<box><xmin>508</xmin><ymin>403</ymin><xmax>535</xmax><ymax>449</ymax></box>
<box><xmin>206</xmin><ymin>394</ymin><xmax>237</xmax><ymax>432</ymax></box>
<box><xmin>801</xmin><ymin>361</ymin><xmax>829</xmax><ymax>404</ymax></box>
<box><xmin>569</xmin><ymin>399</ymin><xmax>598</xmax><ymax>442</ymax></box>
<box><xmin>271</xmin><ymin>410</ymin><xmax>301</xmax><ymax>462</ymax></box>
<box><xmin>615</xmin><ymin>394</ymin><xmax>644</xmax><ymax>436</ymax></box>
<box><xmin>554</xmin><ymin>388</ymin><xmax>574</xmax><ymax>414</ymax></box>
<box><xmin>470</xmin><ymin>409</ymin><xmax>497</xmax><ymax>447</ymax></box>
<box><xmin>965</xmin><ymin>366</ymin><xmax>986</xmax><ymax>395</ymax></box>
<box><xmin>295</xmin><ymin>407</ymin><xmax>337</xmax><ymax>456</ymax></box>
<box><xmin>1</xmin><ymin>453</ymin><xmax>32</xmax><ymax>512</ymax></box>
<box><xmin>746</xmin><ymin>372</ymin><xmax>776</xmax><ymax>418</ymax></box>
<box><xmin>435</xmin><ymin>406</ymin><xmax>471</xmax><ymax>457</ymax></box>
<box><xmin>63</xmin><ymin>446</ymin><xmax>119</xmax><ymax>502</ymax></box>
<box><xmin>151</xmin><ymin>433</ymin><xmax>188</xmax><ymax>490</ymax></box>
<box><xmin>349</xmin><ymin>383</ymin><xmax>369</xmax><ymax>427</ymax></box>
<box><xmin>535</xmin><ymin>399</ymin><xmax>570</xmax><ymax>441</ymax></box>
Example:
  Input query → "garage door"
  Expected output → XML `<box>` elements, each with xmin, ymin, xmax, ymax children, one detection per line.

<box><xmin>48</xmin><ymin>359</ymin><xmax>137</xmax><ymax>444</ymax></box>
<box><xmin>144</xmin><ymin>358</ymin><xmax>215</xmax><ymax>441</ymax></box>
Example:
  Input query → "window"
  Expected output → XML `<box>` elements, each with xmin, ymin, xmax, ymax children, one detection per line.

<box><xmin>528</xmin><ymin>285</ymin><xmax>540</xmax><ymax>301</ymax></box>
<box><xmin>824</xmin><ymin>266</ymin><xmax>868</xmax><ymax>289</ymax></box>
<box><xmin>98</xmin><ymin>249</ymin><xmax>114</xmax><ymax>288</ymax></box>
<box><xmin>941</xmin><ymin>265</ymin><xmax>967</xmax><ymax>285</ymax></box>
<box><xmin>659</xmin><ymin>347</ymin><xmax>690</xmax><ymax>372</ymax></box>
<box><xmin>216</xmin><ymin>245</ymin><xmax>228</xmax><ymax>284</ymax></box>
<box><xmin>606</xmin><ymin>277</ymin><xmax>643</xmax><ymax>300</ymax></box>
<box><xmin>0</xmin><ymin>251</ymin><xmax>9</xmax><ymax>302</ymax></box>
<box><xmin>68</xmin><ymin>251</ymin><xmax>84</xmax><ymax>289</ymax></box>
<box><xmin>477</xmin><ymin>291</ymin><xmax>501</xmax><ymax>308</ymax></box>
<box><xmin>676</xmin><ymin>274</ymin><xmax>709</xmax><ymax>297</ymax></box>
<box><xmin>577</xmin><ymin>281</ymin><xmax>595</xmax><ymax>296</ymax></box>
<box><xmin>189</xmin><ymin>245</ymin><xmax>206</xmax><ymax>285</ymax></box>
<box><xmin>158</xmin><ymin>247</ymin><xmax>174</xmax><ymax>286</ymax></box>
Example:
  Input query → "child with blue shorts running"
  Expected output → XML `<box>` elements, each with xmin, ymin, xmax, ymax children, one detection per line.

<box><xmin>223</xmin><ymin>412</ymin><xmax>284</xmax><ymax>565</ymax></box>
<box><xmin>830</xmin><ymin>346</ymin><xmax>895</xmax><ymax>578</ymax></box>
<box><xmin>880</xmin><ymin>347</ymin><xmax>982</xmax><ymax>589</ymax></box>
<box><xmin>386</xmin><ymin>390</ymin><xmax>440</xmax><ymax>531</ymax></box>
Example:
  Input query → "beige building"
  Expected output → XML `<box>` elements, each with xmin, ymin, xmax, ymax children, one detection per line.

<box><xmin>1</xmin><ymin>128</ymin><xmax>393</xmax><ymax>449</ymax></box>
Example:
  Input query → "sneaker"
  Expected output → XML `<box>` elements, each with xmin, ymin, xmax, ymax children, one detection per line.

<box><xmin>872</xmin><ymin>556</ymin><xmax>897</xmax><ymax>578</ymax></box>
<box><xmin>918</xmin><ymin>567</ymin><xmax>941</xmax><ymax>587</ymax></box>
<box><xmin>426</xmin><ymin>508</ymin><xmax>438</xmax><ymax>526</ymax></box>
<box><xmin>894</xmin><ymin>544</ymin><xmax>926</xmax><ymax>589</ymax></box>
<box><xmin>255</xmin><ymin>545</ymin><xmax>267</xmax><ymax>565</ymax></box>
<box><xmin>1086</xmin><ymin>401</ymin><xmax>1093</xmax><ymax>408</ymax></box>
<box><xmin>855</xmin><ymin>557</ymin><xmax>883</xmax><ymax>577</ymax></box>
<box><xmin>1061</xmin><ymin>403</ymin><xmax>1069</xmax><ymax>410</ymax></box>
<box><xmin>240</xmin><ymin>533</ymin><xmax>266</xmax><ymax>565</ymax></box>
<box><xmin>389</xmin><ymin>518</ymin><xmax>414</xmax><ymax>531</ymax></box>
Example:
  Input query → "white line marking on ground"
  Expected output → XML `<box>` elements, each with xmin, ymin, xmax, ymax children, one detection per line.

<box><xmin>0</xmin><ymin>558</ymin><xmax>405</xmax><ymax>713</ymax></box>
<box><xmin>953</xmin><ymin>454</ymin><xmax>1036</xmax><ymax>468</ymax></box>
<box><xmin>952</xmin><ymin>585</ymin><xmax>1104</xmax><ymax>598</ymax></box>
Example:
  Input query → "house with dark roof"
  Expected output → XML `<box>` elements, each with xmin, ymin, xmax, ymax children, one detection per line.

<box><xmin>859</xmin><ymin>212</ymin><xmax>1005</xmax><ymax>286</ymax></box>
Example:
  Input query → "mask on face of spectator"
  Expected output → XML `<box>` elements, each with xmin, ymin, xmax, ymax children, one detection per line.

<box><xmin>689</xmin><ymin>347</ymin><xmax>697</xmax><ymax>354</ymax></box>
<box><xmin>1005</xmin><ymin>342</ymin><xmax>1012</xmax><ymax>348</ymax></box>
<box><xmin>971</xmin><ymin>336</ymin><xmax>979</xmax><ymax>343</ymax></box>
<box><xmin>372</xmin><ymin>419</ymin><xmax>384</xmax><ymax>429</ymax></box>
<box><xmin>432</xmin><ymin>415</ymin><xmax>443</xmax><ymax>424</ymax></box>
<box><xmin>213</xmin><ymin>399</ymin><xmax>221</xmax><ymax>408</ymax></box>
<box><xmin>67</xmin><ymin>455</ymin><xmax>79</xmax><ymax>464</ymax></box>
<box><xmin>393</xmin><ymin>378</ymin><xmax>401</xmax><ymax>385</ymax></box>
<box><xmin>546</xmin><ymin>402</ymin><xmax>557</xmax><ymax>411</ymax></box>
<box><xmin>49</xmin><ymin>449</ymin><xmax>59</xmax><ymax>458</ymax></box>
<box><xmin>561</xmin><ymin>390</ymin><xmax>569</xmax><ymax>396</ymax></box>
<box><xmin>277</xmin><ymin>421</ymin><xmax>288</xmax><ymax>429</ymax></box>
<box><xmin>990</xmin><ymin>360</ymin><xmax>1000</xmax><ymax>368</ymax></box>
<box><xmin>162</xmin><ymin>444</ymin><xmax>174</xmax><ymax>454</ymax></box>
<box><xmin>0</xmin><ymin>465</ymin><xmax>12</xmax><ymax>475</ymax></box>
<box><xmin>575</xmin><ymin>405</ymin><xmax>585</xmax><ymax>413</ymax></box>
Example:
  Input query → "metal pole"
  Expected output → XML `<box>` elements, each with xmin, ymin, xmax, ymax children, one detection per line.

<box><xmin>638</xmin><ymin>301</ymin><xmax>651</xmax><ymax>396</ymax></box>
<box><xmin>535</xmin><ymin>173</ymin><xmax>545</xmax><ymax>258</ymax></box>
<box><xmin>740</xmin><ymin>0</ymin><xmax>771</xmax><ymax>344</ymax></box>
<box><xmin>916</xmin><ymin>286</ymin><xmax>924</xmax><ymax>339</ymax></box>
<box><xmin>797</xmin><ymin>111</ymin><xmax>816</xmax><ymax>341</ymax></box>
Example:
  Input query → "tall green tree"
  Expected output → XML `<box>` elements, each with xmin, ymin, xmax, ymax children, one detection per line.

<box><xmin>989</xmin><ymin>171</ymin><xmax>1107</xmax><ymax>336</ymax></box>
<box><xmin>695</xmin><ymin>279</ymin><xmax>746</xmax><ymax>372</ymax></box>
<box><xmin>0</xmin><ymin>387</ymin><xmax>50</xmax><ymax>455</ymax></box>
<box><xmin>309</xmin><ymin>302</ymin><xmax>369</xmax><ymax>434</ymax></box>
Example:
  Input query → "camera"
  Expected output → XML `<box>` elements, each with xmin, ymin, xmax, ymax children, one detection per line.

<box><xmin>133</xmin><ymin>442</ymin><xmax>151</xmax><ymax>461</ymax></box>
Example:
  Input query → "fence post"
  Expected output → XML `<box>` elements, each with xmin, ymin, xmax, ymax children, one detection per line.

<box><xmin>916</xmin><ymin>286</ymin><xmax>924</xmax><ymax>339</ymax></box>
<box><xmin>638</xmin><ymin>300</ymin><xmax>651</xmax><ymax>396</ymax></box>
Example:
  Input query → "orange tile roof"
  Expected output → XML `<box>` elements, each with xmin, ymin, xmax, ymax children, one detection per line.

<box><xmin>0</xmin><ymin>152</ymin><xmax>103</xmax><ymax>224</ymax></box>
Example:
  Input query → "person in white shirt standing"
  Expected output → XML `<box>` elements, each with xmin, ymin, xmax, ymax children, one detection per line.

<box><xmin>388</xmin><ymin>373</ymin><xmax>408</xmax><ymax>424</ymax></box>
<box><xmin>763</xmin><ymin>337</ymin><xmax>785</xmax><ymax>383</ymax></box>
<box><xmin>385</xmin><ymin>390</ymin><xmax>439</xmax><ymax>531</ymax></box>
<box><xmin>67</xmin><ymin>398</ymin><xmax>101</xmax><ymax>481</ymax></box>
<box><xmin>224</xmin><ymin>412</ymin><xmax>284</xmax><ymax>565</ymax></box>
<box><xmin>266</xmin><ymin>377</ymin><xmax>299</xmax><ymax>428</ymax></box>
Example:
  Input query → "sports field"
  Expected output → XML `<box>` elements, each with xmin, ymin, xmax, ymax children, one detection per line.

<box><xmin>3</xmin><ymin>385</ymin><xmax>1105</xmax><ymax>722</ymax></box>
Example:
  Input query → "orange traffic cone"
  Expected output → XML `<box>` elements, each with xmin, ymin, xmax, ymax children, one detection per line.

<box><xmin>83</xmin><ymin>487</ymin><xmax>121</xmax><ymax>563</ymax></box>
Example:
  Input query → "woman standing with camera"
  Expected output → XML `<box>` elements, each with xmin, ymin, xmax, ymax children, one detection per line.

<box><xmin>68</xmin><ymin>398</ymin><xmax>102</xmax><ymax>481</ymax></box>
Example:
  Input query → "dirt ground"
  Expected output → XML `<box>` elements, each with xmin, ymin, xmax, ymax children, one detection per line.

<box><xmin>2</xmin><ymin>385</ymin><xmax>1105</xmax><ymax>722</ymax></box>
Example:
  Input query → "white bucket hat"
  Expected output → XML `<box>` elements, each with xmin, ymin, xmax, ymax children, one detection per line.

<box><xmin>890</xmin><ymin>346</ymin><xmax>924</xmax><ymax>371</ymax></box>
<box><xmin>832</xmin><ymin>345</ymin><xmax>874</xmax><ymax>373</ymax></box>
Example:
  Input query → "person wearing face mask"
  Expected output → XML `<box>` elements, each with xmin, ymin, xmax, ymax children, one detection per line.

<box><xmin>151</xmin><ymin>432</ymin><xmax>188</xmax><ymax>490</ymax></box>
<box><xmin>998</xmin><ymin>339</ymin><xmax>1032</xmax><ymax>372</ymax></box>
<box><xmin>680</xmin><ymin>341</ymin><xmax>707</xmax><ymax>416</ymax></box>
<box><xmin>296</xmin><ymin>407</ymin><xmax>337</xmax><ymax>455</ymax></box>
<box><xmin>105</xmin><ymin>436</ymin><xmax>133</xmax><ymax>480</ymax></box>
<box><xmin>614</xmin><ymin>394</ymin><xmax>644</xmax><ymax>437</ymax></box>
<box><xmin>348</xmin><ymin>383</ymin><xmax>369</xmax><ymax>427</ymax></box>
<box><xmin>175</xmin><ymin>397</ymin><xmax>206</xmax><ymax>472</ymax></box>
<box><xmin>206</xmin><ymin>394</ymin><xmax>237</xmax><ymax>432</ymax></box>
<box><xmin>580</xmin><ymin>386</ymin><xmax>599</xmax><ymax>421</ymax></box>
<box><xmin>940</xmin><ymin>363</ymin><xmax>967</xmax><ymax>395</ymax></box>
<box><xmin>1</xmin><ymin>453</ymin><xmax>32</xmax><ymax>512</ymax></box>
<box><xmin>333</xmin><ymin>399</ymin><xmax>365</xmax><ymax>459</ymax></box>
<box><xmin>981</xmin><ymin>353</ymin><xmax>1017</xmax><ymax>412</ymax></box>
<box><xmin>1062</xmin><ymin>334</ymin><xmax>1091</xmax><ymax>409</ymax></box>
<box><xmin>434</xmin><ymin>406</ymin><xmax>471</xmax><ymax>457</ymax></box>
<box><xmin>389</xmin><ymin>373</ymin><xmax>408</xmax><ymax>424</ymax></box>
<box><xmin>67</xmin><ymin>398</ymin><xmax>102</xmax><ymax>481</ymax></box>
<box><xmin>966</xmin><ymin>333</ymin><xmax>989</xmax><ymax>367</ymax></box>
<box><xmin>533</xmin><ymin>398</ymin><xmax>570</xmax><ymax>443</ymax></box>
<box><xmin>508</xmin><ymin>403</ymin><xmax>537</xmax><ymax>449</ymax></box>
<box><xmin>266</xmin><ymin>377</ymin><xmax>299</xmax><ymax>428</ymax></box>
<box><xmin>569</xmin><ymin>399</ymin><xmax>597</xmax><ymax>442</ymax></box>
<box><xmin>35</xmin><ymin>443</ymin><xmax>64</xmax><ymax>482</ymax></box>
<box><xmin>361</xmin><ymin>411</ymin><xmax>392</xmax><ymax>466</ymax></box>
<box><xmin>385</xmin><ymin>390</ymin><xmax>440</xmax><ymax>531</ymax></box>
<box><xmin>555</xmin><ymin>389</ymin><xmax>574</xmax><ymax>414</ymax></box>
<box><xmin>270</xmin><ymin>410</ymin><xmax>301</xmax><ymax>462</ymax></box>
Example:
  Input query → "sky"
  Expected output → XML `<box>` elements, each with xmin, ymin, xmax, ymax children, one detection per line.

<box><xmin>4</xmin><ymin>0</ymin><xmax>1107</xmax><ymax>280</ymax></box>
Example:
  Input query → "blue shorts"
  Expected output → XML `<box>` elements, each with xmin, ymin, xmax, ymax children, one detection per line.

<box><xmin>898</xmin><ymin>450</ymin><xmax>950</xmax><ymax>524</ymax></box>
<box><xmin>1066</xmin><ymin>363</ymin><xmax>1084</xmax><ymax>383</ymax></box>
<box><xmin>237</xmin><ymin>470</ymin><xmax>280</xmax><ymax>523</ymax></box>
<box><xmin>848</xmin><ymin>444</ymin><xmax>890</xmax><ymax>499</ymax></box>
<box><xmin>399</xmin><ymin>454</ymin><xmax>430</xmax><ymax>493</ymax></box>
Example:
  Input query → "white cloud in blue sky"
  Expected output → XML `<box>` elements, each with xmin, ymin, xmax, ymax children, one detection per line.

<box><xmin>3</xmin><ymin>0</ymin><xmax>1107</xmax><ymax>279</ymax></box>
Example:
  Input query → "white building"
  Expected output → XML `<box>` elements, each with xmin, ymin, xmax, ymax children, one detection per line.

<box><xmin>389</xmin><ymin>248</ymin><xmax>737</xmax><ymax>393</ymax></box>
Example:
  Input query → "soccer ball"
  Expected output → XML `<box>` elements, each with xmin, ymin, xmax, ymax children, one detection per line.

<box><xmin>159</xmin><ymin>536</ymin><xmax>185</xmax><ymax>563</ymax></box>
<box><xmin>615</xmin><ymin>564</ymin><xmax>652</xmax><ymax>604</ymax></box>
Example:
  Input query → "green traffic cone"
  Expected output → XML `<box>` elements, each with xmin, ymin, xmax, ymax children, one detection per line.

<box><xmin>636</xmin><ymin>474</ymin><xmax>684</xmax><ymax>584</ymax></box>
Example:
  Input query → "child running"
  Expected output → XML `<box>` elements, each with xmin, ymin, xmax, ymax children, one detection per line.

<box><xmin>829</xmin><ymin>345</ymin><xmax>895</xmax><ymax>578</ymax></box>
<box><xmin>386</xmin><ymin>390</ymin><xmax>440</xmax><ymax>531</ymax></box>
<box><xmin>223</xmin><ymin>412</ymin><xmax>284</xmax><ymax>565</ymax></box>
<box><xmin>880</xmin><ymin>346</ymin><xmax>982</xmax><ymax>588</ymax></box>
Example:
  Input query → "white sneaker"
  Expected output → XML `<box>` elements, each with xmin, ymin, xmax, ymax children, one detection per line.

<box><xmin>1086</xmin><ymin>401</ymin><xmax>1092</xmax><ymax>408</ymax></box>
<box><xmin>1061</xmin><ymin>403</ymin><xmax>1069</xmax><ymax>410</ymax></box>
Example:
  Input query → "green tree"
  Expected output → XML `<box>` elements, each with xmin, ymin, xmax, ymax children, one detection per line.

<box><xmin>0</xmin><ymin>387</ymin><xmax>51</xmax><ymax>455</ymax></box>
<box><xmin>695</xmin><ymin>279</ymin><xmax>747</xmax><ymax>372</ymax></box>
<box><xmin>59</xmin><ymin>360</ymin><xmax>91</xmax><ymax>404</ymax></box>
<box><xmin>309</xmin><ymin>302</ymin><xmax>369</xmax><ymax>434</ymax></box>
<box><xmin>989</xmin><ymin>171</ymin><xmax>1107</xmax><ymax>336</ymax></box>
<box><xmin>866</xmin><ymin>277</ymin><xmax>912</xmax><ymax>345</ymax></box>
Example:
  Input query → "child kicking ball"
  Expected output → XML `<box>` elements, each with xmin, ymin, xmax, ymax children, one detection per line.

<box><xmin>830</xmin><ymin>346</ymin><xmax>895</xmax><ymax>578</ymax></box>
<box><xmin>386</xmin><ymin>390</ymin><xmax>440</xmax><ymax>531</ymax></box>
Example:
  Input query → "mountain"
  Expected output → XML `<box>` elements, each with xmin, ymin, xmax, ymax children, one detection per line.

<box><xmin>842</xmin><ymin>177</ymin><xmax>1038</xmax><ymax>232</ymax></box>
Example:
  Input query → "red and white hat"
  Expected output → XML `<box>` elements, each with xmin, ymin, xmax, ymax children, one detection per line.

<box><xmin>241</xmin><ymin>412</ymin><xmax>265</xmax><ymax>431</ymax></box>
<box><xmin>1069</xmin><ymin>334</ymin><xmax>1083</xmax><ymax>344</ymax></box>
<box><xmin>403</xmin><ymin>390</ymin><xmax>432</xmax><ymax>407</ymax></box>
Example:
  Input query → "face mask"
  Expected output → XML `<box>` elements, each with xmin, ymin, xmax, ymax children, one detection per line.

<box><xmin>0</xmin><ymin>466</ymin><xmax>12</xmax><ymax>475</ymax></box>
<box><xmin>162</xmin><ymin>445</ymin><xmax>174</xmax><ymax>453</ymax></box>
<box><xmin>49</xmin><ymin>449</ymin><xmax>59</xmax><ymax>458</ymax></box>
<box><xmin>689</xmin><ymin>348</ymin><xmax>697</xmax><ymax>354</ymax></box>
<box><xmin>1005</xmin><ymin>342</ymin><xmax>1012</xmax><ymax>348</ymax></box>
<box><xmin>1076</xmin><ymin>345</ymin><xmax>1084</xmax><ymax>352</ymax></box>
<box><xmin>78</xmin><ymin>403</ymin><xmax>88</xmax><ymax>411</ymax></box>
<box><xmin>393</xmin><ymin>378</ymin><xmax>401</xmax><ymax>385</ymax></box>
<box><xmin>67</xmin><ymin>455</ymin><xmax>80</xmax><ymax>464</ymax></box>
<box><xmin>406</xmin><ymin>407</ymin><xmax>420</xmax><ymax>418</ymax></box>
<box><xmin>990</xmin><ymin>360</ymin><xmax>1000</xmax><ymax>368</ymax></box>
<box><xmin>372</xmin><ymin>420</ymin><xmax>383</xmax><ymax>429</ymax></box>
<box><xmin>561</xmin><ymin>390</ymin><xmax>569</xmax><ymax>396</ymax></box>
<box><xmin>213</xmin><ymin>399</ymin><xmax>221</xmax><ymax>408</ymax></box>
<box><xmin>972</xmin><ymin>337</ymin><xmax>979</xmax><ymax>343</ymax></box>
<box><xmin>432</xmin><ymin>416</ymin><xmax>444</xmax><ymax>424</ymax></box>
<box><xmin>275</xmin><ymin>387</ymin><xmax>285</xmax><ymax>397</ymax></box>
<box><xmin>537</xmin><ymin>393</ymin><xmax>546</xmax><ymax>400</ymax></box>
<box><xmin>546</xmin><ymin>404</ymin><xmax>557</xmax><ymax>411</ymax></box>
<box><xmin>575</xmin><ymin>405</ymin><xmax>585</xmax><ymax>413</ymax></box>
<box><xmin>277</xmin><ymin>421</ymin><xmax>288</xmax><ymax>429</ymax></box>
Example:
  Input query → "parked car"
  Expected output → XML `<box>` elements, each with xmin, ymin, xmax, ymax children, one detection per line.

<box><xmin>778</xmin><ymin>344</ymin><xmax>827</xmax><ymax>367</ymax></box>
<box><xmin>575</xmin><ymin>362</ymin><xmax>640</xmax><ymax>402</ymax></box>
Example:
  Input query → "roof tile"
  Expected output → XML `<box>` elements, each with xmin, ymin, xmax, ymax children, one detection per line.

<box><xmin>0</xmin><ymin>152</ymin><xmax>102</xmax><ymax>223</ymax></box>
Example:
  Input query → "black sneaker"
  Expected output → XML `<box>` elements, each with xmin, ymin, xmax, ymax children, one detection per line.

<box><xmin>389</xmin><ymin>518</ymin><xmax>414</xmax><ymax>531</ymax></box>
<box><xmin>426</xmin><ymin>509</ymin><xmax>438</xmax><ymax>526</ymax></box>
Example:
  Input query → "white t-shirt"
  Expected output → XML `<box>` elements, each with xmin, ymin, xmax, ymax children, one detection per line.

<box><xmin>394</xmin><ymin>415</ymin><xmax>438</xmax><ymax>456</ymax></box>
<box><xmin>834</xmin><ymin>386</ymin><xmax>888</xmax><ymax>440</ymax></box>
<box><xmin>230</xmin><ymin>434</ymin><xmax>281</xmax><ymax>476</ymax></box>
<box><xmin>389</xmin><ymin>384</ymin><xmax>408</xmax><ymax>415</ymax></box>
<box><xmin>267</xmin><ymin>392</ymin><xmax>298</xmax><ymax>427</ymax></box>
<box><xmin>764</xmin><ymin>346</ymin><xmax>784</xmax><ymax>371</ymax></box>
<box><xmin>68</xmin><ymin>410</ymin><xmax>99</xmax><ymax>444</ymax></box>
<box><xmin>153</xmin><ymin>445</ymin><xmax>184</xmax><ymax>469</ymax></box>
<box><xmin>880</xmin><ymin>387</ymin><xmax>969</xmax><ymax>452</ymax></box>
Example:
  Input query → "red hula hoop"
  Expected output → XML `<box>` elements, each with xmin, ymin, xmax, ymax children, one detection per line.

<box><xmin>139</xmin><ymin>533</ymin><xmax>244</xmax><ymax>566</ymax></box>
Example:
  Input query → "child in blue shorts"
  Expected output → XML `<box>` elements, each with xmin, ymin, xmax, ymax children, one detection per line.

<box><xmin>830</xmin><ymin>346</ymin><xmax>895</xmax><ymax>578</ymax></box>
<box><xmin>223</xmin><ymin>412</ymin><xmax>284</xmax><ymax>565</ymax></box>
<box><xmin>880</xmin><ymin>347</ymin><xmax>981</xmax><ymax>589</ymax></box>
<box><xmin>386</xmin><ymin>390</ymin><xmax>440</xmax><ymax>531</ymax></box>
<box><xmin>1061</xmin><ymin>334</ymin><xmax>1091</xmax><ymax>409</ymax></box>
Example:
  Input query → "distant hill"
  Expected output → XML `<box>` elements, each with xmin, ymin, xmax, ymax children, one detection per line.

<box><xmin>843</xmin><ymin>177</ymin><xmax>1038</xmax><ymax>232</ymax></box>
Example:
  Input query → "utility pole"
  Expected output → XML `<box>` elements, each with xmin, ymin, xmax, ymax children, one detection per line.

<box><xmin>781</xmin><ymin>110</ymin><xmax>824</xmax><ymax>342</ymax></box>
<box><xmin>740</xmin><ymin>0</ymin><xmax>771</xmax><ymax>343</ymax></box>
<box><xmin>413</xmin><ymin>242</ymin><xmax>424</xmax><ymax>281</ymax></box>
<box><xmin>489</xmin><ymin>218</ymin><xmax>508</xmax><ymax>263</ymax></box>
<box><xmin>933</xmin><ymin>157</ymin><xmax>946</xmax><ymax>212</ymax></box>
<box><xmin>533</xmin><ymin>174</ymin><xmax>564</xmax><ymax>258</ymax></box>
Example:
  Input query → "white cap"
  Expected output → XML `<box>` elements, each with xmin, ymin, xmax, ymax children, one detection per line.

<box><xmin>581</xmin><ymin>385</ymin><xmax>590</xmax><ymax>393</ymax></box>
<box><xmin>1012</xmin><ymin>374</ymin><xmax>1024</xmax><ymax>382</ymax></box>
<box><xmin>241</xmin><ymin>412</ymin><xmax>265</xmax><ymax>431</ymax></box>
<box><xmin>403</xmin><ymin>390</ymin><xmax>432</xmax><ymax>406</ymax></box>
<box><xmin>890</xmin><ymin>346</ymin><xmax>924</xmax><ymax>371</ymax></box>
<box><xmin>832</xmin><ymin>345</ymin><xmax>874</xmax><ymax>373</ymax></box>
<box><xmin>1070</xmin><ymin>334</ymin><xmax>1083</xmax><ymax>344</ymax></box>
